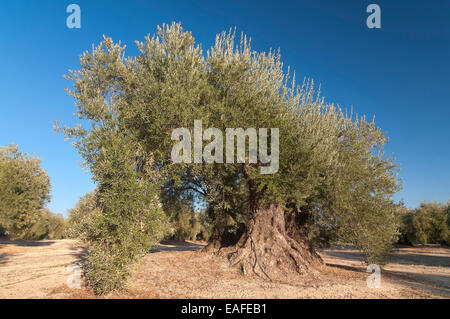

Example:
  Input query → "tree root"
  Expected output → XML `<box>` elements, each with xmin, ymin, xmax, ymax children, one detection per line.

<box><xmin>217</xmin><ymin>204</ymin><xmax>323</xmax><ymax>281</ymax></box>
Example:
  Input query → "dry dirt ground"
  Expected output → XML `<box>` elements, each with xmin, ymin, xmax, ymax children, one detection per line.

<box><xmin>0</xmin><ymin>239</ymin><xmax>449</xmax><ymax>299</ymax></box>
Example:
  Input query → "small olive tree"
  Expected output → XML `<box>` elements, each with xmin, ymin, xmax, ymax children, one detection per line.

<box><xmin>399</xmin><ymin>201</ymin><xmax>449</xmax><ymax>245</ymax></box>
<box><xmin>0</xmin><ymin>144</ymin><xmax>51</xmax><ymax>239</ymax></box>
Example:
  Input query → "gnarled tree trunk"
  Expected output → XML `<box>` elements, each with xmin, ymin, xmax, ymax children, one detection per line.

<box><xmin>204</xmin><ymin>163</ymin><xmax>322</xmax><ymax>279</ymax></box>
<box><xmin>221</xmin><ymin>204</ymin><xmax>322</xmax><ymax>280</ymax></box>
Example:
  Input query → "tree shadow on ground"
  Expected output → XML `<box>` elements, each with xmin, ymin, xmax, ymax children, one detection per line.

<box><xmin>67</xmin><ymin>245</ymin><xmax>88</xmax><ymax>266</ymax></box>
<box><xmin>322</xmin><ymin>250</ymin><xmax>365</xmax><ymax>263</ymax></box>
<box><xmin>0</xmin><ymin>253</ymin><xmax>12</xmax><ymax>266</ymax></box>
<box><xmin>0</xmin><ymin>240</ymin><xmax>56</xmax><ymax>247</ymax></box>
<box><xmin>326</xmin><ymin>262</ymin><xmax>450</xmax><ymax>297</ymax></box>
<box><xmin>322</xmin><ymin>245</ymin><xmax>450</xmax><ymax>268</ymax></box>
<box><xmin>150</xmin><ymin>240</ymin><xmax>206</xmax><ymax>253</ymax></box>
<box><xmin>389</xmin><ymin>247</ymin><xmax>450</xmax><ymax>268</ymax></box>
<box><xmin>383</xmin><ymin>268</ymin><xmax>450</xmax><ymax>289</ymax></box>
<box><xmin>323</xmin><ymin>244</ymin><xmax>450</xmax><ymax>297</ymax></box>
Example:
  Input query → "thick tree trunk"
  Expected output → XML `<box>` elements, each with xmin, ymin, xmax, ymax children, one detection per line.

<box><xmin>205</xmin><ymin>163</ymin><xmax>322</xmax><ymax>279</ymax></box>
<box><xmin>220</xmin><ymin>204</ymin><xmax>322</xmax><ymax>280</ymax></box>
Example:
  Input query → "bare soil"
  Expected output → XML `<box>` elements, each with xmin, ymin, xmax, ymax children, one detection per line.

<box><xmin>0</xmin><ymin>239</ymin><xmax>85</xmax><ymax>298</ymax></box>
<box><xmin>0</xmin><ymin>239</ymin><xmax>449</xmax><ymax>299</ymax></box>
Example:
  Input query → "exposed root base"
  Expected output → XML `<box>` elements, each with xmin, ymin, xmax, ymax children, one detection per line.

<box><xmin>215</xmin><ymin>205</ymin><xmax>323</xmax><ymax>281</ymax></box>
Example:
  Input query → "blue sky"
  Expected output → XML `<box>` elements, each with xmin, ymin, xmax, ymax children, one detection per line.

<box><xmin>0</xmin><ymin>0</ymin><xmax>448</xmax><ymax>215</ymax></box>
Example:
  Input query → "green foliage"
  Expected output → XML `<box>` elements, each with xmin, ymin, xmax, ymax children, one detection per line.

<box><xmin>399</xmin><ymin>202</ymin><xmax>449</xmax><ymax>245</ymax></box>
<box><xmin>58</xmin><ymin>78</ymin><xmax>171</xmax><ymax>294</ymax></box>
<box><xmin>59</xmin><ymin>22</ymin><xmax>402</xmax><ymax>291</ymax></box>
<box><xmin>338</xmin><ymin>199</ymin><xmax>399</xmax><ymax>264</ymax></box>
<box><xmin>67</xmin><ymin>186</ymin><xmax>169</xmax><ymax>294</ymax></box>
<box><xmin>0</xmin><ymin>144</ymin><xmax>52</xmax><ymax>239</ymax></box>
<box><xmin>21</xmin><ymin>209</ymin><xmax>66</xmax><ymax>240</ymax></box>
<box><xmin>161</xmin><ymin>184</ymin><xmax>214</xmax><ymax>241</ymax></box>
<box><xmin>66</xmin><ymin>191</ymin><xmax>101</xmax><ymax>241</ymax></box>
<box><xmin>46</xmin><ymin>212</ymin><xmax>66</xmax><ymax>239</ymax></box>
<box><xmin>308</xmin><ymin>217</ymin><xmax>337</xmax><ymax>249</ymax></box>
<box><xmin>197</xmin><ymin>210</ymin><xmax>214</xmax><ymax>241</ymax></box>
<box><xmin>83</xmin><ymin>242</ymin><xmax>130</xmax><ymax>294</ymax></box>
<box><xmin>168</xmin><ymin>206</ymin><xmax>212</xmax><ymax>241</ymax></box>
<box><xmin>168</xmin><ymin>203</ymin><xmax>199</xmax><ymax>240</ymax></box>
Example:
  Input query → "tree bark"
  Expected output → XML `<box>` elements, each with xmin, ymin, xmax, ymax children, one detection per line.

<box><xmin>221</xmin><ymin>204</ymin><xmax>322</xmax><ymax>280</ymax></box>
<box><xmin>205</xmin><ymin>163</ymin><xmax>322</xmax><ymax>279</ymax></box>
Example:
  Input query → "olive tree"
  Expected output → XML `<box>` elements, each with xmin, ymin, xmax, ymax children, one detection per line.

<box><xmin>400</xmin><ymin>201</ymin><xmax>449</xmax><ymax>245</ymax></box>
<box><xmin>0</xmin><ymin>144</ymin><xmax>51</xmax><ymax>239</ymax></box>
<box><xmin>59</xmin><ymin>22</ymin><xmax>400</xmax><ymax>291</ymax></box>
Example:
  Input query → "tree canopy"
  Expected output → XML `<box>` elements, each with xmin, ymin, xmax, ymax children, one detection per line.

<box><xmin>399</xmin><ymin>201</ymin><xmax>450</xmax><ymax>245</ymax></box>
<box><xmin>0</xmin><ymin>144</ymin><xmax>66</xmax><ymax>240</ymax></box>
<box><xmin>0</xmin><ymin>144</ymin><xmax>52</xmax><ymax>239</ymax></box>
